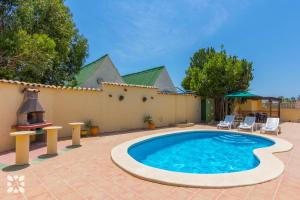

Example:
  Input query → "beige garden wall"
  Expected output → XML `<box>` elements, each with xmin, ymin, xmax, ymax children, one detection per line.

<box><xmin>0</xmin><ymin>81</ymin><xmax>201</xmax><ymax>153</ymax></box>
<box><xmin>281</xmin><ymin>109</ymin><xmax>300</xmax><ymax>122</ymax></box>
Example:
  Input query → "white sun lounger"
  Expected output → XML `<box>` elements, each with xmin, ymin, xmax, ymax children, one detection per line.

<box><xmin>260</xmin><ymin>118</ymin><xmax>280</xmax><ymax>135</ymax></box>
<box><xmin>238</xmin><ymin>116</ymin><xmax>256</xmax><ymax>132</ymax></box>
<box><xmin>217</xmin><ymin>115</ymin><xmax>235</xmax><ymax>129</ymax></box>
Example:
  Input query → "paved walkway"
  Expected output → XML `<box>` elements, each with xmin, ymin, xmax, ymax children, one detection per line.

<box><xmin>0</xmin><ymin>123</ymin><xmax>299</xmax><ymax>200</ymax></box>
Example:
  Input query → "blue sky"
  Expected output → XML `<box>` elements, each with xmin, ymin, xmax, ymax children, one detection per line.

<box><xmin>66</xmin><ymin>0</ymin><xmax>300</xmax><ymax>97</ymax></box>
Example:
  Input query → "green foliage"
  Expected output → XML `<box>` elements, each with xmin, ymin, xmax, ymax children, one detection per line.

<box><xmin>281</xmin><ymin>96</ymin><xmax>297</xmax><ymax>102</ymax></box>
<box><xmin>143</xmin><ymin>115</ymin><xmax>153</xmax><ymax>124</ymax></box>
<box><xmin>15</xmin><ymin>30</ymin><xmax>57</xmax><ymax>83</ymax></box>
<box><xmin>0</xmin><ymin>0</ymin><xmax>88</xmax><ymax>85</ymax></box>
<box><xmin>278</xmin><ymin>96</ymin><xmax>284</xmax><ymax>101</ymax></box>
<box><xmin>84</xmin><ymin>120</ymin><xmax>93</xmax><ymax>129</ymax></box>
<box><xmin>182</xmin><ymin>46</ymin><xmax>253</xmax><ymax>120</ymax></box>
<box><xmin>182</xmin><ymin>47</ymin><xmax>253</xmax><ymax>98</ymax></box>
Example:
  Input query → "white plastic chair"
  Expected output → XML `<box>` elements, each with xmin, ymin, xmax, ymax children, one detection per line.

<box><xmin>217</xmin><ymin>115</ymin><xmax>235</xmax><ymax>129</ymax></box>
<box><xmin>260</xmin><ymin>118</ymin><xmax>280</xmax><ymax>135</ymax></box>
<box><xmin>238</xmin><ymin>116</ymin><xmax>256</xmax><ymax>132</ymax></box>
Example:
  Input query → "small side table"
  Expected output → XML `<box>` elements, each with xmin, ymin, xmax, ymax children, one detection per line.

<box><xmin>10</xmin><ymin>131</ymin><xmax>36</xmax><ymax>165</ymax></box>
<box><xmin>43</xmin><ymin>126</ymin><xmax>62</xmax><ymax>155</ymax></box>
<box><xmin>69</xmin><ymin>122</ymin><xmax>84</xmax><ymax>146</ymax></box>
<box><xmin>255</xmin><ymin>123</ymin><xmax>264</xmax><ymax>131</ymax></box>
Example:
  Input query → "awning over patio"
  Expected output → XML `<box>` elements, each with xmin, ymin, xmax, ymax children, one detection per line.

<box><xmin>225</xmin><ymin>91</ymin><xmax>281</xmax><ymax>101</ymax></box>
<box><xmin>224</xmin><ymin>91</ymin><xmax>282</xmax><ymax>118</ymax></box>
<box><xmin>225</xmin><ymin>91</ymin><xmax>261</xmax><ymax>99</ymax></box>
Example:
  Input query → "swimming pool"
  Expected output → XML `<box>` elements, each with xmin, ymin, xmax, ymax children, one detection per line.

<box><xmin>128</xmin><ymin>131</ymin><xmax>275</xmax><ymax>174</ymax></box>
<box><xmin>111</xmin><ymin>129</ymin><xmax>292</xmax><ymax>187</ymax></box>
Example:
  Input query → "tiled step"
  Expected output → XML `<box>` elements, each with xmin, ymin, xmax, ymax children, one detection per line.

<box><xmin>214</xmin><ymin>134</ymin><xmax>256</xmax><ymax>144</ymax></box>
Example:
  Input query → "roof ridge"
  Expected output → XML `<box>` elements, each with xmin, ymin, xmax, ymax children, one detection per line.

<box><xmin>102</xmin><ymin>82</ymin><xmax>157</xmax><ymax>89</ymax></box>
<box><xmin>122</xmin><ymin>66</ymin><xmax>165</xmax><ymax>77</ymax></box>
<box><xmin>81</xmin><ymin>54</ymin><xmax>109</xmax><ymax>69</ymax></box>
<box><xmin>0</xmin><ymin>79</ymin><xmax>102</xmax><ymax>91</ymax></box>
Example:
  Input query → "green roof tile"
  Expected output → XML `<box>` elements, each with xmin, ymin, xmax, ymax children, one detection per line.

<box><xmin>122</xmin><ymin>66</ymin><xmax>164</xmax><ymax>86</ymax></box>
<box><xmin>76</xmin><ymin>54</ymin><xmax>108</xmax><ymax>85</ymax></box>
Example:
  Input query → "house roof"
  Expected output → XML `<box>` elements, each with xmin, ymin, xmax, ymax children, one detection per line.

<box><xmin>122</xmin><ymin>66</ymin><xmax>165</xmax><ymax>86</ymax></box>
<box><xmin>75</xmin><ymin>54</ymin><xmax>108</xmax><ymax>85</ymax></box>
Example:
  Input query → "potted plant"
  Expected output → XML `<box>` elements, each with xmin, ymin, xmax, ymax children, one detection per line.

<box><xmin>80</xmin><ymin>128</ymin><xmax>89</xmax><ymax>137</ymax></box>
<box><xmin>85</xmin><ymin>120</ymin><xmax>99</xmax><ymax>136</ymax></box>
<box><xmin>144</xmin><ymin>115</ymin><xmax>155</xmax><ymax>129</ymax></box>
<box><xmin>81</xmin><ymin>121</ymin><xmax>90</xmax><ymax>137</ymax></box>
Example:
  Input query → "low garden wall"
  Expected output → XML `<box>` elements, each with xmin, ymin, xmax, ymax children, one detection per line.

<box><xmin>281</xmin><ymin>108</ymin><xmax>300</xmax><ymax>122</ymax></box>
<box><xmin>0</xmin><ymin>80</ymin><xmax>201</xmax><ymax>153</ymax></box>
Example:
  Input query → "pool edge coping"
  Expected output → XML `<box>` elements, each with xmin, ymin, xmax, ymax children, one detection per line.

<box><xmin>111</xmin><ymin>129</ymin><xmax>293</xmax><ymax>188</ymax></box>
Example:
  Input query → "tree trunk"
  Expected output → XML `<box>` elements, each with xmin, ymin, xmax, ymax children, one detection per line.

<box><xmin>214</xmin><ymin>97</ymin><xmax>224</xmax><ymax>121</ymax></box>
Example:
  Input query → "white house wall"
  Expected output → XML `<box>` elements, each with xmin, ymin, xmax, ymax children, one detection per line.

<box><xmin>82</xmin><ymin>56</ymin><xmax>124</xmax><ymax>88</ymax></box>
<box><xmin>155</xmin><ymin>68</ymin><xmax>177</xmax><ymax>92</ymax></box>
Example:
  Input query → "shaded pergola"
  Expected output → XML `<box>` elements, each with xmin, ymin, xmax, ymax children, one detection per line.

<box><xmin>224</xmin><ymin>91</ymin><xmax>282</xmax><ymax>118</ymax></box>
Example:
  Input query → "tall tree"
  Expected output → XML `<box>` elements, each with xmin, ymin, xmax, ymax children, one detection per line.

<box><xmin>182</xmin><ymin>47</ymin><xmax>253</xmax><ymax>120</ymax></box>
<box><xmin>0</xmin><ymin>0</ymin><xmax>88</xmax><ymax>85</ymax></box>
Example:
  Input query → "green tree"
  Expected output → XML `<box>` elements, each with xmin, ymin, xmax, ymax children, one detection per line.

<box><xmin>290</xmin><ymin>97</ymin><xmax>296</xmax><ymax>102</ymax></box>
<box><xmin>182</xmin><ymin>47</ymin><xmax>253</xmax><ymax>120</ymax></box>
<box><xmin>0</xmin><ymin>0</ymin><xmax>88</xmax><ymax>85</ymax></box>
<box><xmin>278</xmin><ymin>96</ymin><xmax>284</xmax><ymax>101</ymax></box>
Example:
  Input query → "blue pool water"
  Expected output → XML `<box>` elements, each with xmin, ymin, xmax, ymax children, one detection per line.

<box><xmin>128</xmin><ymin>131</ymin><xmax>275</xmax><ymax>174</ymax></box>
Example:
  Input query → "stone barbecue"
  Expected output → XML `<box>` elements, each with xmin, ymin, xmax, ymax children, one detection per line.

<box><xmin>16</xmin><ymin>88</ymin><xmax>52</xmax><ymax>130</ymax></box>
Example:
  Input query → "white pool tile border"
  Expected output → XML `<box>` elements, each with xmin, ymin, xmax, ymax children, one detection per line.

<box><xmin>111</xmin><ymin>129</ymin><xmax>293</xmax><ymax>188</ymax></box>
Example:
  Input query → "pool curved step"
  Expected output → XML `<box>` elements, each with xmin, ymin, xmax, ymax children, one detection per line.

<box><xmin>213</xmin><ymin>134</ymin><xmax>257</xmax><ymax>144</ymax></box>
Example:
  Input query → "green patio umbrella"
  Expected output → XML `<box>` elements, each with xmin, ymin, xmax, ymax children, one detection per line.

<box><xmin>224</xmin><ymin>91</ymin><xmax>261</xmax><ymax>99</ymax></box>
<box><xmin>224</xmin><ymin>91</ymin><xmax>281</xmax><ymax>118</ymax></box>
<box><xmin>223</xmin><ymin>91</ymin><xmax>261</xmax><ymax>116</ymax></box>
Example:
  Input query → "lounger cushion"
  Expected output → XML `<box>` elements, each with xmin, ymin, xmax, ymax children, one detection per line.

<box><xmin>238</xmin><ymin>124</ymin><xmax>252</xmax><ymax>129</ymax></box>
<box><xmin>260</xmin><ymin>118</ymin><xmax>279</xmax><ymax>133</ymax></box>
<box><xmin>261</xmin><ymin>126</ymin><xmax>277</xmax><ymax>132</ymax></box>
<box><xmin>218</xmin><ymin>123</ymin><xmax>230</xmax><ymax>127</ymax></box>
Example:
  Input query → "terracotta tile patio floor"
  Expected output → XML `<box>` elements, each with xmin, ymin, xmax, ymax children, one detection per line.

<box><xmin>0</xmin><ymin>122</ymin><xmax>300</xmax><ymax>200</ymax></box>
